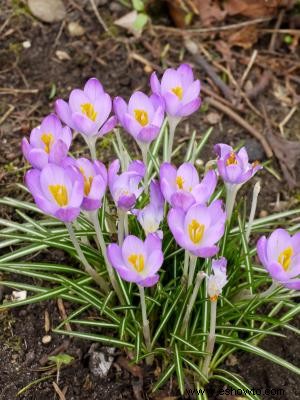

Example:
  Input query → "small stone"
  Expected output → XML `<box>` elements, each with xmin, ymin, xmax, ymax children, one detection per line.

<box><xmin>22</xmin><ymin>40</ymin><xmax>31</xmax><ymax>49</ymax></box>
<box><xmin>68</xmin><ymin>21</ymin><xmax>85</xmax><ymax>37</ymax></box>
<box><xmin>206</xmin><ymin>111</ymin><xmax>221</xmax><ymax>125</ymax></box>
<box><xmin>55</xmin><ymin>50</ymin><xmax>71</xmax><ymax>61</ymax></box>
<box><xmin>89</xmin><ymin>347</ymin><xmax>115</xmax><ymax>377</ymax></box>
<box><xmin>12</xmin><ymin>290</ymin><xmax>27</xmax><ymax>301</ymax></box>
<box><xmin>42</xmin><ymin>335</ymin><xmax>52</xmax><ymax>344</ymax></box>
<box><xmin>28</xmin><ymin>0</ymin><xmax>66</xmax><ymax>23</ymax></box>
<box><xmin>259</xmin><ymin>209</ymin><xmax>268</xmax><ymax>218</ymax></box>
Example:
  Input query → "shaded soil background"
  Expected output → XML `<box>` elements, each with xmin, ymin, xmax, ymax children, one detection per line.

<box><xmin>0</xmin><ymin>0</ymin><xmax>300</xmax><ymax>399</ymax></box>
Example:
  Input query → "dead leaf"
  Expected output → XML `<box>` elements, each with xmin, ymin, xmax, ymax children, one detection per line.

<box><xmin>28</xmin><ymin>0</ymin><xmax>66</xmax><ymax>23</ymax></box>
<box><xmin>52</xmin><ymin>382</ymin><xmax>66</xmax><ymax>400</ymax></box>
<box><xmin>194</xmin><ymin>0</ymin><xmax>226</xmax><ymax>26</ymax></box>
<box><xmin>226</xmin><ymin>26</ymin><xmax>259</xmax><ymax>49</ymax></box>
<box><xmin>214</xmin><ymin>40</ymin><xmax>233</xmax><ymax>64</ymax></box>
<box><xmin>55</xmin><ymin>50</ymin><xmax>71</xmax><ymax>61</ymax></box>
<box><xmin>224</xmin><ymin>0</ymin><xmax>295</xmax><ymax>18</ymax></box>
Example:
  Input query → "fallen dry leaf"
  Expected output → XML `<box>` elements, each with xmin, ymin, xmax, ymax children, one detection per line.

<box><xmin>224</xmin><ymin>0</ymin><xmax>295</xmax><ymax>18</ymax></box>
<box><xmin>226</xmin><ymin>25</ymin><xmax>259</xmax><ymax>49</ymax></box>
<box><xmin>28</xmin><ymin>0</ymin><xmax>66</xmax><ymax>23</ymax></box>
<box><xmin>194</xmin><ymin>0</ymin><xmax>226</xmax><ymax>26</ymax></box>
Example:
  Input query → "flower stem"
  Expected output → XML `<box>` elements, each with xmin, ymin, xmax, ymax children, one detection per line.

<box><xmin>141</xmin><ymin>144</ymin><xmax>149</xmax><ymax>195</ymax></box>
<box><xmin>138</xmin><ymin>285</ymin><xmax>153</xmax><ymax>365</ymax></box>
<box><xmin>182</xmin><ymin>250</ymin><xmax>190</xmax><ymax>284</ymax></box>
<box><xmin>246</xmin><ymin>181</ymin><xmax>261</xmax><ymax>242</ymax></box>
<box><xmin>188</xmin><ymin>254</ymin><xmax>197</xmax><ymax>288</ymax></box>
<box><xmin>90</xmin><ymin>210</ymin><xmax>124</xmax><ymax>303</ymax></box>
<box><xmin>65</xmin><ymin>222</ymin><xmax>109</xmax><ymax>293</ymax></box>
<box><xmin>180</xmin><ymin>271</ymin><xmax>206</xmax><ymax>336</ymax></box>
<box><xmin>202</xmin><ymin>299</ymin><xmax>217</xmax><ymax>378</ymax></box>
<box><xmin>234</xmin><ymin>280</ymin><xmax>279</xmax><ymax>302</ymax></box>
<box><xmin>225</xmin><ymin>184</ymin><xmax>239</xmax><ymax>222</ymax></box>
<box><xmin>118</xmin><ymin>209</ymin><xmax>125</xmax><ymax>245</ymax></box>
<box><xmin>84</xmin><ymin>136</ymin><xmax>97</xmax><ymax>160</ymax></box>
<box><xmin>167</xmin><ymin>117</ymin><xmax>180</xmax><ymax>162</ymax></box>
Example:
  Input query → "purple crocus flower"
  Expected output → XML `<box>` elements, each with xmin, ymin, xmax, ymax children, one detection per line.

<box><xmin>168</xmin><ymin>200</ymin><xmax>226</xmax><ymax>258</ymax></box>
<box><xmin>114</xmin><ymin>91</ymin><xmax>164</xmax><ymax>146</ymax></box>
<box><xmin>160</xmin><ymin>162</ymin><xmax>217</xmax><ymax>211</ymax></box>
<box><xmin>107</xmin><ymin>233</ymin><xmax>163</xmax><ymax>287</ymax></box>
<box><xmin>55</xmin><ymin>77</ymin><xmax>117</xmax><ymax>138</ymax></box>
<box><xmin>150</xmin><ymin>64</ymin><xmax>201</xmax><ymax>118</ymax></box>
<box><xmin>133</xmin><ymin>180</ymin><xmax>164</xmax><ymax>237</ymax></box>
<box><xmin>108</xmin><ymin>159</ymin><xmax>145</xmax><ymax>211</ymax></box>
<box><xmin>207</xmin><ymin>257</ymin><xmax>228</xmax><ymax>301</ymax></box>
<box><xmin>22</xmin><ymin>114</ymin><xmax>72</xmax><ymax>170</ymax></box>
<box><xmin>25</xmin><ymin>164</ymin><xmax>84</xmax><ymax>222</ymax></box>
<box><xmin>257</xmin><ymin>229</ymin><xmax>300</xmax><ymax>290</ymax></box>
<box><xmin>214</xmin><ymin>144</ymin><xmax>262</xmax><ymax>186</ymax></box>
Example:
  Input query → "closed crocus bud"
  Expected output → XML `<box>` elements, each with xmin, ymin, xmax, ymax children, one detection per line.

<box><xmin>55</xmin><ymin>78</ymin><xmax>117</xmax><ymax>138</ymax></box>
<box><xmin>22</xmin><ymin>114</ymin><xmax>72</xmax><ymax>170</ymax></box>
<box><xmin>207</xmin><ymin>257</ymin><xmax>228</xmax><ymax>301</ymax></box>
<box><xmin>25</xmin><ymin>164</ymin><xmax>84</xmax><ymax>222</ymax></box>
<box><xmin>168</xmin><ymin>200</ymin><xmax>226</xmax><ymax>258</ymax></box>
<box><xmin>160</xmin><ymin>162</ymin><xmax>217</xmax><ymax>211</ymax></box>
<box><xmin>108</xmin><ymin>159</ymin><xmax>146</xmax><ymax>211</ymax></box>
<box><xmin>107</xmin><ymin>233</ymin><xmax>163</xmax><ymax>287</ymax></box>
<box><xmin>257</xmin><ymin>229</ymin><xmax>300</xmax><ymax>290</ymax></box>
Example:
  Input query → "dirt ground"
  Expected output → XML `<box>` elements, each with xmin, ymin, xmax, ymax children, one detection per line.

<box><xmin>0</xmin><ymin>0</ymin><xmax>300</xmax><ymax>399</ymax></box>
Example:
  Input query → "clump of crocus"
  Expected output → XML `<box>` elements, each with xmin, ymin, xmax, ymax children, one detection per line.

<box><xmin>257</xmin><ymin>228</ymin><xmax>300</xmax><ymax>290</ymax></box>
<box><xmin>160</xmin><ymin>162</ymin><xmax>217</xmax><ymax>211</ymax></box>
<box><xmin>22</xmin><ymin>114</ymin><xmax>72</xmax><ymax>170</ymax></box>
<box><xmin>150</xmin><ymin>64</ymin><xmax>201</xmax><ymax>161</ymax></box>
<box><xmin>133</xmin><ymin>180</ymin><xmax>164</xmax><ymax>238</ymax></box>
<box><xmin>214</xmin><ymin>144</ymin><xmax>262</xmax><ymax>221</ymax></box>
<box><xmin>55</xmin><ymin>78</ymin><xmax>116</xmax><ymax>158</ymax></box>
<box><xmin>25</xmin><ymin>164</ymin><xmax>83</xmax><ymax>222</ymax></box>
<box><xmin>168</xmin><ymin>200</ymin><xmax>226</xmax><ymax>258</ymax></box>
<box><xmin>207</xmin><ymin>257</ymin><xmax>228</xmax><ymax>301</ymax></box>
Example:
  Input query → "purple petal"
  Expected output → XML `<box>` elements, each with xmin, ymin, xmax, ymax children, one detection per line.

<box><xmin>257</xmin><ymin>236</ymin><xmax>268</xmax><ymax>267</ymax></box>
<box><xmin>168</xmin><ymin>208</ymin><xmax>187</xmax><ymax>249</ymax></box>
<box><xmin>176</xmin><ymin>98</ymin><xmax>201</xmax><ymax>117</ymax></box>
<box><xmin>192</xmin><ymin>169</ymin><xmax>217</xmax><ymax>204</ymax></box>
<box><xmin>138</xmin><ymin>274</ymin><xmax>159</xmax><ymax>287</ymax></box>
<box><xmin>170</xmin><ymin>192</ymin><xmax>195</xmax><ymax>211</ymax></box>
<box><xmin>48</xmin><ymin>140</ymin><xmax>68</xmax><ymax>165</ymax></box>
<box><xmin>150</xmin><ymin>72</ymin><xmax>161</xmax><ymax>94</ymax></box>
<box><xmin>161</xmin><ymin>68</ymin><xmax>179</xmax><ymax>93</ymax></box>
<box><xmin>137</xmin><ymin>125</ymin><xmax>160</xmax><ymax>143</ymax></box>
<box><xmin>107</xmin><ymin>243</ymin><xmax>124</xmax><ymax>269</ymax></box>
<box><xmin>94</xmin><ymin>93</ymin><xmax>112</xmax><ymax>128</ymax></box>
<box><xmin>267</xmin><ymin>229</ymin><xmax>292</xmax><ymax>262</ymax></box>
<box><xmin>182</xmin><ymin>80</ymin><xmax>201</xmax><ymax>104</ymax></box>
<box><xmin>193</xmin><ymin>246</ymin><xmax>219</xmax><ymax>258</ymax></box>
<box><xmin>177</xmin><ymin>63</ymin><xmax>194</xmax><ymax>88</ymax></box>
<box><xmin>55</xmin><ymin>99</ymin><xmax>74</xmax><ymax>128</ymax></box>
<box><xmin>98</xmin><ymin>115</ymin><xmax>117</xmax><ymax>136</ymax></box>
<box><xmin>145</xmin><ymin>233</ymin><xmax>162</xmax><ymax>254</ymax></box>
<box><xmin>160</xmin><ymin>162</ymin><xmax>177</xmax><ymax>202</ymax></box>
<box><xmin>118</xmin><ymin>194</ymin><xmax>136</xmax><ymax>210</ymax></box>
<box><xmin>84</xmin><ymin>78</ymin><xmax>104</xmax><ymax>102</ymax></box>
<box><xmin>55</xmin><ymin>207</ymin><xmax>80</xmax><ymax>222</ymax></box>
<box><xmin>128</xmin><ymin>160</ymin><xmax>146</xmax><ymax>177</ymax></box>
<box><xmin>72</xmin><ymin>113</ymin><xmax>98</xmax><ymax>136</ymax></box>
<box><xmin>164</xmin><ymin>92</ymin><xmax>181</xmax><ymax>116</ymax></box>
<box><xmin>283</xmin><ymin>279</ymin><xmax>300</xmax><ymax>290</ymax></box>
<box><xmin>113</xmin><ymin>96</ymin><xmax>128</xmax><ymax>125</ymax></box>
<box><xmin>27</xmin><ymin>148</ymin><xmax>49</xmax><ymax>170</ymax></box>
<box><xmin>214</xmin><ymin>143</ymin><xmax>233</xmax><ymax>158</ymax></box>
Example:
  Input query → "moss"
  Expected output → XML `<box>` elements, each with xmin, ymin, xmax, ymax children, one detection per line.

<box><xmin>0</xmin><ymin>311</ymin><xmax>22</xmax><ymax>352</ymax></box>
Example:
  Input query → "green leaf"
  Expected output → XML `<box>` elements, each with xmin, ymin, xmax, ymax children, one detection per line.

<box><xmin>151</xmin><ymin>363</ymin><xmax>175</xmax><ymax>393</ymax></box>
<box><xmin>174</xmin><ymin>344</ymin><xmax>185</xmax><ymax>395</ymax></box>
<box><xmin>133</xmin><ymin>13</ymin><xmax>148</xmax><ymax>31</ymax></box>
<box><xmin>48</xmin><ymin>353</ymin><xmax>74</xmax><ymax>366</ymax></box>
<box><xmin>132</xmin><ymin>0</ymin><xmax>144</xmax><ymax>11</ymax></box>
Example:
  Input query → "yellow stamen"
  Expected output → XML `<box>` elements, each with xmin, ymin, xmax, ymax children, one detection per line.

<box><xmin>171</xmin><ymin>86</ymin><xmax>183</xmax><ymax>100</ymax></box>
<box><xmin>226</xmin><ymin>152</ymin><xmax>238</xmax><ymax>166</ymax></box>
<box><xmin>79</xmin><ymin>167</ymin><xmax>93</xmax><ymax>196</ymax></box>
<box><xmin>278</xmin><ymin>247</ymin><xmax>293</xmax><ymax>271</ymax></box>
<box><xmin>49</xmin><ymin>184</ymin><xmax>68</xmax><ymax>207</ymax></box>
<box><xmin>210</xmin><ymin>295</ymin><xmax>218</xmax><ymax>302</ymax></box>
<box><xmin>134</xmin><ymin>109</ymin><xmax>149</xmax><ymax>127</ymax></box>
<box><xmin>41</xmin><ymin>133</ymin><xmax>54</xmax><ymax>154</ymax></box>
<box><xmin>128</xmin><ymin>254</ymin><xmax>145</xmax><ymax>273</ymax></box>
<box><xmin>188</xmin><ymin>219</ymin><xmax>205</xmax><ymax>244</ymax></box>
<box><xmin>81</xmin><ymin>103</ymin><xmax>97</xmax><ymax>122</ymax></box>
<box><xmin>252</xmin><ymin>160</ymin><xmax>260</xmax><ymax>168</ymax></box>
<box><xmin>176</xmin><ymin>175</ymin><xmax>184</xmax><ymax>189</ymax></box>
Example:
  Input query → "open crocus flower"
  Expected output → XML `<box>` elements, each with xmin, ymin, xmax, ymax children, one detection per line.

<box><xmin>150</xmin><ymin>64</ymin><xmax>201</xmax><ymax>118</ymax></box>
<box><xmin>133</xmin><ymin>180</ymin><xmax>164</xmax><ymax>238</ymax></box>
<box><xmin>168</xmin><ymin>200</ymin><xmax>226</xmax><ymax>258</ymax></box>
<box><xmin>63</xmin><ymin>158</ymin><xmax>107</xmax><ymax>211</ymax></box>
<box><xmin>160</xmin><ymin>162</ymin><xmax>217</xmax><ymax>211</ymax></box>
<box><xmin>207</xmin><ymin>257</ymin><xmax>228</xmax><ymax>301</ymax></box>
<box><xmin>114</xmin><ymin>92</ymin><xmax>164</xmax><ymax>147</ymax></box>
<box><xmin>214</xmin><ymin>144</ymin><xmax>262</xmax><ymax>186</ymax></box>
<box><xmin>55</xmin><ymin>78</ymin><xmax>117</xmax><ymax>139</ymax></box>
<box><xmin>25</xmin><ymin>164</ymin><xmax>84</xmax><ymax>222</ymax></box>
<box><xmin>257</xmin><ymin>229</ymin><xmax>300</xmax><ymax>290</ymax></box>
<box><xmin>108</xmin><ymin>159</ymin><xmax>145</xmax><ymax>211</ymax></box>
<box><xmin>22</xmin><ymin>114</ymin><xmax>72</xmax><ymax>170</ymax></box>
<box><xmin>107</xmin><ymin>234</ymin><xmax>163</xmax><ymax>287</ymax></box>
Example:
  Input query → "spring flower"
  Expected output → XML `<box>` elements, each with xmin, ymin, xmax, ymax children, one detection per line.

<box><xmin>114</xmin><ymin>91</ymin><xmax>164</xmax><ymax>146</ymax></box>
<box><xmin>257</xmin><ymin>229</ymin><xmax>300</xmax><ymax>290</ymax></box>
<box><xmin>22</xmin><ymin>114</ymin><xmax>72</xmax><ymax>170</ymax></box>
<box><xmin>55</xmin><ymin>78</ymin><xmax>117</xmax><ymax>139</ymax></box>
<box><xmin>108</xmin><ymin>159</ymin><xmax>145</xmax><ymax>211</ymax></box>
<box><xmin>150</xmin><ymin>64</ymin><xmax>201</xmax><ymax>118</ymax></box>
<box><xmin>62</xmin><ymin>157</ymin><xmax>107</xmax><ymax>211</ymax></box>
<box><xmin>107</xmin><ymin>233</ymin><xmax>163</xmax><ymax>287</ymax></box>
<box><xmin>207</xmin><ymin>258</ymin><xmax>228</xmax><ymax>301</ymax></box>
<box><xmin>160</xmin><ymin>162</ymin><xmax>217</xmax><ymax>211</ymax></box>
<box><xmin>25</xmin><ymin>164</ymin><xmax>84</xmax><ymax>222</ymax></box>
<box><xmin>133</xmin><ymin>180</ymin><xmax>164</xmax><ymax>237</ymax></box>
<box><xmin>168</xmin><ymin>200</ymin><xmax>226</xmax><ymax>258</ymax></box>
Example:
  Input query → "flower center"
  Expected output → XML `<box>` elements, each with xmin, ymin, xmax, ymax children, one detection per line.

<box><xmin>278</xmin><ymin>246</ymin><xmax>293</xmax><ymax>271</ymax></box>
<box><xmin>41</xmin><ymin>133</ymin><xmax>54</xmax><ymax>154</ymax></box>
<box><xmin>128</xmin><ymin>254</ymin><xmax>145</xmax><ymax>272</ymax></box>
<box><xmin>134</xmin><ymin>109</ymin><xmax>149</xmax><ymax>127</ymax></box>
<box><xmin>79</xmin><ymin>167</ymin><xmax>93</xmax><ymax>196</ymax></box>
<box><xmin>81</xmin><ymin>103</ymin><xmax>97</xmax><ymax>122</ymax></box>
<box><xmin>176</xmin><ymin>175</ymin><xmax>184</xmax><ymax>189</ymax></box>
<box><xmin>188</xmin><ymin>219</ymin><xmax>205</xmax><ymax>244</ymax></box>
<box><xmin>49</xmin><ymin>184</ymin><xmax>68</xmax><ymax>207</ymax></box>
<box><xmin>226</xmin><ymin>152</ymin><xmax>238</xmax><ymax>166</ymax></box>
<box><xmin>171</xmin><ymin>86</ymin><xmax>183</xmax><ymax>100</ymax></box>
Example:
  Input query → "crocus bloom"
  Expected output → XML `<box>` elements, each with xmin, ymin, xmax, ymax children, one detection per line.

<box><xmin>108</xmin><ymin>159</ymin><xmax>145</xmax><ymax>210</ymax></box>
<box><xmin>257</xmin><ymin>229</ymin><xmax>300</xmax><ymax>290</ymax></box>
<box><xmin>114</xmin><ymin>91</ymin><xmax>164</xmax><ymax>145</ymax></box>
<box><xmin>25</xmin><ymin>164</ymin><xmax>84</xmax><ymax>222</ymax></box>
<box><xmin>62</xmin><ymin>157</ymin><xmax>107</xmax><ymax>211</ymax></box>
<box><xmin>160</xmin><ymin>162</ymin><xmax>217</xmax><ymax>211</ymax></box>
<box><xmin>107</xmin><ymin>234</ymin><xmax>163</xmax><ymax>287</ymax></box>
<box><xmin>168</xmin><ymin>200</ymin><xmax>226</xmax><ymax>258</ymax></box>
<box><xmin>55</xmin><ymin>77</ymin><xmax>117</xmax><ymax>138</ymax></box>
<box><xmin>207</xmin><ymin>257</ymin><xmax>228</xmax><ymax>301</ymax></box>
<box><xmin>133</xmin><ymin>180</ymin><xmax>164</xmax><ymax>237</ymax></box>
<box><xmin>22</xmin><ymin>114</ymin><xmax>72</xmax><ymax>170</ymax></box>
<box><xmin>214</xmin><ymin>144</ymin><xmax>262</xmax><ymax>186</ymax></box>
<box><xmin>150</xmin><ymin>64</ymin><xmax>201</xmax><ymax>118</ymax></box>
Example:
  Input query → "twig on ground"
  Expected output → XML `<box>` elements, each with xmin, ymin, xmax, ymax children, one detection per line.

<box><xmin>57</xmin><ymin>298</ymin><xmax>72</xmax><ymax>332</ymax></box>
<box><xmin>0</xmin><ymin>105</ymin><xmax>14</xmax><ymax>126</ymax></box>
<box><xmin>279</xmin><ymin>106</ymin><xmax>297</xmax><ymax>136</ymax></box>
<box><xmin>52</xmin><ymin>382</ymin><xmax>66</xmax><ymax>400</ymax></box>
<box><xmin>269</xmin><ymin>9</ymin><xmax>285</xmax><ymax>52</ymax></box>
<box><xmin>245</xmin><ymin>71</ymin><xmax>272</xmax><ymax>99</ymax></box>
<box><xmin>0</xmin><ymin>88</ymin><xmax>39</xmax><ymax>95</ymax></box>
<box><xmin>240</xmin><ymin>50</ymin><xmax>258</xmax><ymax>88</ymax></box>
<box><xmin>89</xmin><ymin>0</ymin><xmax>109</xmax><ymax>33</ymax></box>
